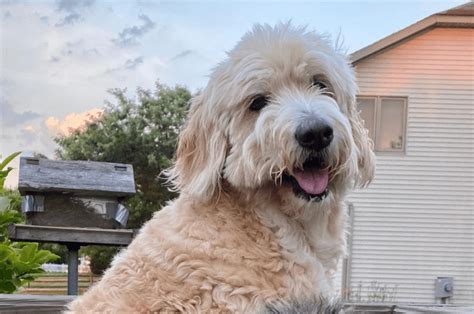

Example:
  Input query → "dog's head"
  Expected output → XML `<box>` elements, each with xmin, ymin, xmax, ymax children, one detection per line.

<box><xmin>168</xmin><ymin>23</ymin><xmax>374</xmax><ymax>207</ymax></box>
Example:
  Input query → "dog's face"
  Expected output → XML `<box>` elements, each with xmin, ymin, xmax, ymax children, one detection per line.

<box><xmin>169</xmin><ymin>24</ymin><xmax>374</xmax><ymax>209</ymax></box>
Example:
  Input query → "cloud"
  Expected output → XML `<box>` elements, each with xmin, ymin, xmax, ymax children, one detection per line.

<box><xmin>65</xmin><ymin>39</ymin><xmax>84</xmax><ymax>48</ymax></box>
<box><xmin>113</xmin><ymin>14</ymin><xmax>155</xmax><ymax>47</ymax></box>
<box><xmin>171</xmin><ymin>49</ymin><xmax>195</xmax><ymax>61</ymax></box>
<box><xmin>55</xmin><ymin>12</ymin><xmax>81</xmax><ymax>26</ymax></box>
<box><xmin>0</xmin><ymin>133</ymin><xmax>12</xmax><ymax>140</ymax></box>
<box><xmin>124</xmin><ymin>56</ymin><xmax>144</xmax><ymax>70</ymax></box>
<box><xmin>60</xmin><ymin>39</ymin><xmax>99</xmax><ymax>57</ymax></box>
<box><xmin>55</xmin><ymin>0</ymin><xmax>94</xmax><ymax>27</ymax></box>
<box><xmin>47</xmin><ymin>39</ymin><xmax>100</xmax><ymax>63</ymax></box>
<box><xmin>0</xmin><ymin>78</ymin><xmax>14</xmax><ymax>89</ymax></box>
<box><xmin>0</xmin><ymin>99</ymin><xmax>41</xmax><ymax>127</ymax></box>
<box><xmin>23</xmin><ymin>125</ymin><xmax>35</xmax><ymax>133</ymax></box>
<box><xmin>58</xmin><ymin>39</ymin><xmax>81</xmax><ymax>57</ymax></box>
<box><xmin>56</xmin><ymin>0</ymin><xmax>95</xmax><ymax>13</ymax></box>
<box><xmin>18</xmin><ymin>125</ymin><xmax>37</xmax><ymax>145</ymax></box>
<box><xmin>45</xmin><ymin>108</ymin><xmax>103</xmax><ymax>136</ymax></box>
<box><xmin>105</xmin><ymin>56</ymin><xmax>144</xmax><ymax>74</ymax></box>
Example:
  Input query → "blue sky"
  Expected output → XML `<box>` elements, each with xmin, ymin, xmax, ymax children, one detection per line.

<box><xmin>0</xmin><ymin>0</ymin><xmax>467</xmax><ymax>186</ymax></box>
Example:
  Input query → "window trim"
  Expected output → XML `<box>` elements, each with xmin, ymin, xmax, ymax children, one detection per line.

<box><xmin>357</xmin><ymin>95</ymin><xmax>408</xmax><ymax>154</ymax></box>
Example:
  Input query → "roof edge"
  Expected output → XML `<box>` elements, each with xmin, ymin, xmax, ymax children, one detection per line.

<box><xmin>350</xmin><ymin>14</ymin><xmax>474</xmax><ymax>65</ymax></box>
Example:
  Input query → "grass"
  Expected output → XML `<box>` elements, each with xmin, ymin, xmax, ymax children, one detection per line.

<box><xmin>19</xmin><ymin>272</ymin><xmax>101</xmax><ymax>295</ymax></box>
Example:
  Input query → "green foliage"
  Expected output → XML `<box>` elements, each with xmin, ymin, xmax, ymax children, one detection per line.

<box><xmin>0</xmin><ymin>152</ymin><xmax>21</xmax><ymax>189</ymax></box>
<box><xmin>80</xmin><ymin>246</ymin><xmax>120</xmax><ymax>275</ymax></box>
<box><xmin>55</xmin><ymin>82</ymin><xmax>191</xmax><ymax>273</ymax></box>
<box><xmin>0</xmin><ymin>189</ymin><xmax>21</xmax><ymax>213</ymax></box>
<box><xmin>0</xmin><ymin>152</ymin><xmax>22</xmax><ymax>214</ymax></box>
<box><xmin>0</xmin><ymin>239</ymin><xmax>59</xmax><ymax>293</ymax></box>
<box><xmin>0</xmin><ymin>209</ymin><xmax>22</xmax><ymax>241</ymax></box>
<box><xmin>0</xmin><ymin>152</ymin><xmax>59</xmax><ymax>293</ymax></box>
<box><xmin>39</xmin><ymin>243</ymin><xmax>68</xmax><ymax>264</ymax></box>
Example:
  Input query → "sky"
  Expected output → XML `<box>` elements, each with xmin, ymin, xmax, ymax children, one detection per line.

<box><xmin>0</xmin><ymin>0</ymin><xmax>467</xmax><ymax>187</ymax></box>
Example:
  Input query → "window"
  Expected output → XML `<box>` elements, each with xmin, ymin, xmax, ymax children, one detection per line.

<box><xmin>357</xmin><ymin>96</ymin><xmax>407</xmax><ymax>152</ymax></box>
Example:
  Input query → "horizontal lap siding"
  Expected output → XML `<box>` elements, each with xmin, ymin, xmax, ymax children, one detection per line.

<box><xmin>347</xmin><ymin>28</ymin><xmax>474</xmax><ymax>305</ymax></box>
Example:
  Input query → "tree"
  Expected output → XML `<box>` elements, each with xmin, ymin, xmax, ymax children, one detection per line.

<box><xmin>55</xmin><ymin>83</ymin><xmax>191</xmax><ymax>273</ymax></box>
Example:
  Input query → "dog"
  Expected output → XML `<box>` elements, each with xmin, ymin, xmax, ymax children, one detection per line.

<box><xmin>68</xmin><ymin>23</ymin><xmax>374</xmax><ymax>313</ymax></box>
<box><xmin>265</xmin><ymin>297</ymin><xmax>343</xmax><ymax>314</ymax></box>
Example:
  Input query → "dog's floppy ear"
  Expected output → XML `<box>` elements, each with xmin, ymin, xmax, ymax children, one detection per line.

<box><xmin>348</xmin><ymin>100</ymin><xmax>375</xmax><ymax>188</ymax></box>
<box><xmin>168</xmin><ymin>93</ymin><xmax>228</xmax><ymax>201</ymax></box>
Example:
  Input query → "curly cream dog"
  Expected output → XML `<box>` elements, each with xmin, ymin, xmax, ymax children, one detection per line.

<box><xmin>68</xmin><ymin>23</ymin><xmax>374</xmax><ymax>313</ymax></box>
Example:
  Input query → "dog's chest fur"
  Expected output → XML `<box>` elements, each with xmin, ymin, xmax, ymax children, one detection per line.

<box><xmin>254</xmin><ymin>200</ymin><xmax>345</xmax><ymax>301</ymax></box>
<box><xmin>149</xmin><ymin>194</ymin><xmax>346</xmax><ymax>311</ymax></box>
<box><xmin>67</xmin><ymin>194</ymin><xmax>345</xmax><ymax>313</ymax></box>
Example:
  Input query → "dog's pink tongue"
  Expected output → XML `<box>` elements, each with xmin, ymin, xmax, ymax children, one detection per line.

<box><xmin>293</xmin><ymin>168</ymin><xmax>329</xmax><ymax>195</ymax></box>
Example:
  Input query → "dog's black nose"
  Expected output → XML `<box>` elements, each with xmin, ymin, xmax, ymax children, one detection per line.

<box><xmin>295</xmin><ymin>121</ymin><xmax>334</xmax><ymax>151</ymax></box>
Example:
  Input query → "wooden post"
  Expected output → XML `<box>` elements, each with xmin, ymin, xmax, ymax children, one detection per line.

<box><xmin>67</xmin><ymin>244</ymin><xmax>80</xmax><ymax>295</ymax></box>
<box><xmin>341</xmin><ymin>203</ymin><xmax>354</xmax><ymax>301</ymax></box>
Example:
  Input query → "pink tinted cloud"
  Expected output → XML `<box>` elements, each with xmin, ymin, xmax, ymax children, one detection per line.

<box><xmin>45</xmin><ymin>108</ymin><xmax>103</xmax><ymax>136</ymax></box>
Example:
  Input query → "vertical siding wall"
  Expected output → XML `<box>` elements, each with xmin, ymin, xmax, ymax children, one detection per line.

<box><xmin>348</xmin><ymin>27</ymin><xmax>474</xmax><ymax>304</ymax></box>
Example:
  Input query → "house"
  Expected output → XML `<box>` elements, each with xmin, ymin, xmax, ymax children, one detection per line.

<box><xmin>339</xmin><ymin>2</ymin><xmax>473</xmax><ymax>305</ymax></box>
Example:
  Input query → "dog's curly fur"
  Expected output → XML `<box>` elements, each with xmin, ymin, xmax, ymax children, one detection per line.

<box><xmin>68</xmin><ymin>23</ymin><xmax>374</xmax><ymax>313</ymax></box>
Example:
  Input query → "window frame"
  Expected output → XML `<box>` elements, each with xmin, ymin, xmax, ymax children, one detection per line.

<box><xmin>357</xmin><ymin>95</ymin><xmax>408</xmax><ymax>154</ymax></box>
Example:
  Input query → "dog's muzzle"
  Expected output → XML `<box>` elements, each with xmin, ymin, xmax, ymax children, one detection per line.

<box><xmin>283</xmin><ymin>119</ymin><xmax>333</xmax><ymax>202</ymax></box>
<box><xmin>284</xmin><ymin>155</ymin><xmax>330</xmax><ymax>202</ymax></box>
<box><xmin>295</xmin><ymin>119</ymin><xmax>333</xmax><ymax>152</ymax></box>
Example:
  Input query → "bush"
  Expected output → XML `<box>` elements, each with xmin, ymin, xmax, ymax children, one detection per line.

<box><xmin>39</xmin><ymin>243</ymin><xmax>69</xmax><ymax>264</ymax></box>
<box><xmin>0</xmin><ymin>237</ymin><xmax>59</xmax><ymax>293</ymax></box>
<box><xmin>80</xmin><ymin>246</ymin><xmax>120</xmax><ymax>275</ymax></box>
<box><xmin>0</xmin><ymin>152</ymin><xmax>59</xmax><ymax>293</ymax></box>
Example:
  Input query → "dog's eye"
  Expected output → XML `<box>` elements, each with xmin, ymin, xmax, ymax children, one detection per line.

<box><xmin>312</xmin><ymin>79</ymin><xmax>328</xmax><ymax>90</ymax></box>
<box><xmin>312</xmin><ymin>77</ymin><xmax>335</xmax><ymax>99</ymax></box>
<box><xmin>249</xmin><ymin>95</ymin><xmax>269</xmax><ymax>111</ymax></box>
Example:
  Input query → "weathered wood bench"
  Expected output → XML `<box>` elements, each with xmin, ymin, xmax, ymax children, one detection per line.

<box><xmin>0</xmin><ymin>294</ymin><xmax>74</xmax><ymax>313</ymax></box>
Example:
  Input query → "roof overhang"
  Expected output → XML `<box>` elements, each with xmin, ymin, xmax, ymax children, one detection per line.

<box><xmin>350</xmin><ymin>14</ymin><xmax>474</xmax><ymax>65</ymax></box>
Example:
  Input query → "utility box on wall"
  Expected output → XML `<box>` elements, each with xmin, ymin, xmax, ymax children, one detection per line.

<box><xmin>18</xmin><ymin>157</ymin><xmax>136</xmax><ymax>229</ymax></box>
<box><xmin>435</xmin><ymin>277</ymin><xmax>454</xmax><ymax>303</ymax></box>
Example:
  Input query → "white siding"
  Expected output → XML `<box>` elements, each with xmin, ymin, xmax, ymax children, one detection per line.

<box><xmin>347</xmin><ymin>28</ymin><xmax>474</xmax><ymax>304</ymax></box>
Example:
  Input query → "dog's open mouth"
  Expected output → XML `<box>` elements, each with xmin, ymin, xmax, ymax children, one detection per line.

<box><xmin>284</xmin><ymin>156</ymin><xmax>330</xmax><ymax>202</ymax></box>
